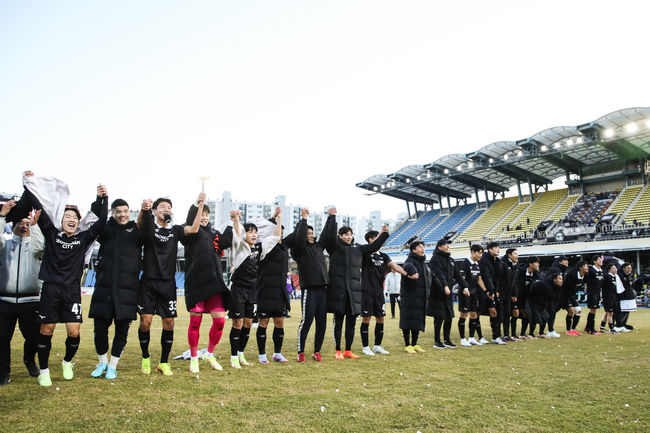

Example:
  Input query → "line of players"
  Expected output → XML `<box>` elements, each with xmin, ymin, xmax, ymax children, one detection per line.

<box><xmin>0</xmin><ymin>173</ymin><xmax>638</xmax><ymax>387</ymax></box>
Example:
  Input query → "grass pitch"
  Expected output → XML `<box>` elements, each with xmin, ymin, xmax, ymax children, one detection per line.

<box><xmin>1</xmin><ymin>298</ymin><xmax>649</xmax><ymax>433</ymax></box>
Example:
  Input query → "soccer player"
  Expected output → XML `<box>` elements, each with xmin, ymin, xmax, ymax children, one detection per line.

<box><xmin>183</xmin><ymin>200</ymin><xmax>233</xmax><ymax>373</ymax></box>
<box><xmin>327</xmin><ymin>222</ymin><xmax>389</xmax><ymax>359</ymax></box>
<box><xmin>458</xmin><ymin>244</ymin><xmax>486</xmax><ymax>347</ymax></box>
<box><xmin>89</xmin><ymin>198</ymin><xmax>144</xmax><ymax>380</ymax></box>
<box><xmin>528</xmin><ymin>273</ymin><xmax>564</xmax><ymax>337</ymax></box>
<box><xmin>561</xmin><ymin>260</ymin><xmax>588</xmax><ymax>335</ymax></box>
<box><xmin>600</xmin><ymin>262</ymin><xmax>619</xmax><ymax>334</ymax></box>
<box><xmin>255</xmin><ymin>208</ymin><xmax>292</xmax><ymax>364</ymax></box>
<box><xmin>428</xmin><ymin>239</ymin><xmax>468</xmax><ymax>349</ymax></box>
<box><xmin>615</xmin><ymin>263</ymin><xmax>635</xmax><ymax>332</ymax></box>
<box><xmin>23</xmin><ymin>181</ymin><xmax>108</xmax><ymax>386</ymax></box>
<box><xmin>400</xmin><ymin>241</ymin><xmax>426</xmax><ymax>354</ymax></box>
<box><xmin>584</xmin><ymin>254</ymin><xmax>604</xmax><ymax>335</ymax></box>
<box><xmin>291</xmin><ymin>207</ymin><xmax>337</xmax><ymax>363</ymax></box>
<box><xmin>479</xmin><ymin>242</ymin><xmax>506</xmax><ymax>344</ymax></box>
<box><xmin>499</xmin><ymin>248</ymin><xmax>519</xmax><ymax>341</ymax></box>
<box><xmin>511</xmin><ymin>256</ymin><xmax>541</xmax><ymax>339</ymax></box>
<box><xmin>228</xmin><ymin>209</ymin><xmax>282</xmax><ymax>368</ymax></box>
<box><xmin>137</xmin><ymin>195</ymin><xmax>203</xmax><ymax>376</ymax></box>
<box><xmin>360</xmin><ymin>229</ymin><xmax>410</xmax><ymax>356</ymax></box>
<box><xmin>0</xmin><ymin>200</ymin><xmax>43</xmax><ymax>385</ymax></box>
<box><xmin>544</xmin><ymin>256</ymin><xmax>569</xmax><ymax>338</ymax></box>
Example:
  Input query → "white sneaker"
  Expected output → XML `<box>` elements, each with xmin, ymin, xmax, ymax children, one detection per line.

<box><xmin>613</xmin><ymin>326</ymin><xmax>626</xmax><ymax>333</ymax></box>
<box><xmin>492</xmin><ymin>337</ymin><xmax>506</xmax><ymax>345</ymax></box>
<box><xmin>362</xmin><ymin>346</ymin><xmax>375</xmax><ymax>356</ymax></box>
<box><xmin>619</xmin><ymin>327</ymin><xmax>631</xmax><ymax>333</ymax></box>
<box><xmin>548</xmin><ymin>331</ymin><xmax>561</xmax><ymax>338</ymax></box>
<box><xmin>478</xmin><ymin>337</ymin><xmax>489</xmax><ymax>345</ymax></box>
<box><xmin>468</xmin><ymin>337</ymin><xmax>482</xmax><ymax>346</ymax></box>
<box><xmin>372</xmin><ymin>345</ymin><xmax>389</xmax><ymax>354</ymax></box>
<box><xmin>460</xmin><ymin>338</ymin><xmax>471</xmax><ymax>347</ymax></box>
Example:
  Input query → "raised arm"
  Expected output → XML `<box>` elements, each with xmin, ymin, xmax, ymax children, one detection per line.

<box><xmin>86</xmin><ymin>184</ymin><xmax>109</xmax><ymax>239</ymax></box>
<box><xmin>260</xmin><ymin>209</ymin><xmax>282</xmax><ymax>260</ymax></box>
<box><xmin>183</xmin><ymin>192</ymin><xmax>205</xmax><ymax>235</ymax></box>
<box><xmin>29</xmin><ymin>210</ymin><xmax>45</xmax><ymax>258</ymax></box>
<box><xmin>319</xmin><ymin>207</ymin><xmax>338</xmax><ymax>255</ymax></box>
<box><xmin>21</xmin><ymin>186</ymin><xmax>55</xmax><ymax>236</ymax></box>
<box><xmin>0</xmin><ymin>200</ymin><xmax>16</xmax><ymax>250</ymax></box>
<box><xmin>360</xmin><ymin>224</ymin><xmax>389</xmax><ymax>255</ymax></box>
<box><xmin>290</xmin><ymin>209</ymin><xmax>309</xmax><ymax>259</ymax></box>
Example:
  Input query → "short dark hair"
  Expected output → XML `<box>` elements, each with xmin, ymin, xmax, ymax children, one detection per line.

<box><xmin>575</xmin><ymin>260</ymin><xmax>588</xmax><ymax>269</ymax></box>
<box><xmin>505</xmin><ymin>248</ymin><xmax>517</xmax><ymax>257</ymax></box>
<box><xmin>487</xmin><ymin>241</ymin><xmax>499</xmax><ymax>250</ymax></box>
<box><xmin>338</xmin><ymin>226</ymin><xmax>353</xmax><ymax>236</ymax></box>
<box><xmin>202</xmin><ymin>204</ymin><xmax>210</xmax><ymax>214</ymax></box>
<box><xmin>528</xmin><ymin>256</ymin><xmax>540</xmax><ymax>264</ymax></box>
<box><xmin>153</xmin><ymin>197</ymin><xmax>172</xmax><ymax>210</ymax></box>
<box><xmin>590</xmin><ymin>254</ymin><xmax>602</xmax><ymax>264</ymax></box>
<box><xmin>111</xmin><ymin>198</ymin><xmax>129</xmax><ymax>209</ymax></box>
<box><xmin>470</xmin><ymin>244</ymin><xmax>484</xmax><ymax>253</ymax></box>
<box><xmin>605</xmin><ymin>262</ymin><xmax>617</xmax><ymax>272</ymax></box>
<box><xmin>365</xmin><ymin>230</ymin><xmax>379</xmax><ymax>243</ymax></box>
<box><xmin>243</xmin><ymin>223</ymin><xmax>258</xmax><ymax>233</ymax></box>
<box><xmin>622</xmin><ymin>262</ymin><xmax>632</xmax><ymax>269</ymax></box>
<box><xmin>409</xmin><ymin>241</ymin><xmax>424</xmax><ymax>251</ymax></box>
<box><xmin>307</xmin><ymin>225</ymin><xmax>314</xmax><ymax>232</ymax></box>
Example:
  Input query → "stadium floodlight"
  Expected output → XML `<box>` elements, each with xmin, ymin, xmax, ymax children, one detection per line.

<box><xmin>405</xmin><ymin>178</ymin><xmax>411</xmax><ymax>183</ymax></box>
<box><xmin>625</xmin><ymin>122</ymin><xmax>639</xmax><ymax>133</ymax></box>
<box><xmin>566</xmin><ymin>139</ymin><xmax>573</xmax><ymax>146</ymax></box>
<box><xmin>517</xmin><ymin>151</ymin><xmax>523</xmax><ymax>157</ymax></box>
<box><xmin>444</xmin><ymin>168</ymin><xmax>450</xmax><ymax>174</ymax></box>
<box><xmin>553</xmin><ymin>142</ymin><xmax>560</xmax><ymax>149</ymax></box>
<box><xmin>456</xmin><ymin>166</ymin><xmax>462</xmax><ymax>171</ymax></box>
<box><xmin>488</xmin><ymin>158</ymin><xmax>494</xmax><ymax>164</ymax></box>
<box><xmin>416</xmin><ymin>175</ymin><xmax>421</xmax><ymax>180</ymax></box>
<box><xmin>503</xmin><ymin>154</ymin><xmax>509</xmax><ymax>160</ymax></box>
<box><xmin>426</xmin><ymin>171</ymin><xmax>431</xmax><ymax>178</ymax></box>
<box><xmin>373</xmin><ymin>186</ymin><xmax>378</xmax><ymax>191</ymax></box>
<box><xmin>540</xmin><ymin>145</ymin><xmax>548</xmax><ymax>152</ymax></box>
<box><xmin>576</xmin><ymin>137</ymin><xmax>584</xmax><ymax>144</ymax></box>
<box><xmin>604</xmin><ymin>128</ymin><xmax>615</xmax><ymax>138</ymax></box>
<box><xmin>467</xmin><ymin>162</ymin><xmax>474</xmax><ymax>168</ymax></box>
<box><xmin>381</xmin><ymin>184</ymin><xmax>385</xmax><ymax>189</ymax></box>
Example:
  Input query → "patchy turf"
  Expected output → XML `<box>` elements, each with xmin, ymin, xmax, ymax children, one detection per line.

<box><xmin>1</xmin><ymin>298</ymin><xmax>648</xmax><ymax>432</ymax></box>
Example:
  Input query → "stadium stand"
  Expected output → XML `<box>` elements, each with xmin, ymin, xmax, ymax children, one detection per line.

<box><xmin>606</xmin><ymin>185</ymin><xmax>643</xmax><ymax>217</ymax></box>
<box><xmin>385</xmin><ymin>209</ymin><xmax>441</xmax><ymax>247</ymax></box>
<box><xmin>498</xmin><ymin>188</ymin><xmax>567</xmax><ymax>239</ymax></box>
<box><xmin>547</xmin><ymin>194</ymin><xmax>580</xmax><ymax>223</ymax></box>
<box><xmin>421</xmin><ymin>203</ymin><xmax>476</xmax><ymax>243</ymax></box>
<box><xmin>488</xmin><ymin>196</ymin><xmax>537</xmax><ymax>237</ymax></box>
<box><xmin>558</xmin><ymin>191</ymin><xmax>618</xmax><ymax>227</ymax></box>
<box><xmin>624</xmin><ymin>185</ymin><xmax>650</xmax><ymax>225</ymax></box>
<box><xmin>456</xmin><ymin>196</ymin><xmax>519</xmax><ymax>243</ymax></box>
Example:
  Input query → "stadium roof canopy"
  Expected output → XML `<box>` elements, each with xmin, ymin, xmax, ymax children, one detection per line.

<box><xmin>357</xmin><ymin>107</ymin><xmax>650</xmax><ymax>205</ymax></box>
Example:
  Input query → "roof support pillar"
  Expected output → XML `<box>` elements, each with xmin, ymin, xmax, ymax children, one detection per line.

<box><xmin>517</xmin><ymin>180</ymin><xmax>523</xmax><ymax>203</ymax></box>
<box><xmin>474</xmin><ymin>187</ymin><xmax>480</xmax><ymax>209</ymax></box>
<box><xmin>528</xmin><ymin>178</ymin><xmax>534</xmax><ymax>202</ymax></box>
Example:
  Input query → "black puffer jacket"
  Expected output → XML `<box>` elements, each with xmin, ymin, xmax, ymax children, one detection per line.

<box><xmin>181</xmin><ymin>205</ymin><xmax>232</xmax><ymax>311</ymax></box>
<box><xmin>427</xmin><ymin>248</ymin><xmax>467</xmax><ymax>319</ymax></box>
<box><xmin>326</xmin><ymin>232</ymin><xmax>388</xmax><ymax>315</ymax></box>
<box><xmin>290</xmin><ymin>215</ymin><xmax>337</xmax><ymax>290</ymax></box>
<box><xmin>479</xmin><ymin>252</ymin><xmax>501</xmax><ymax>296</ymax></box>
<box><xmin>89</xmin><ymin>218</ymin><xmax>143</xmax><ymax>321</ymax></box>
<box><xmin>400</xmin><ymin>252</ymin><xmax>431</xmax><ymax>332</ymax></box>
<box><xmin>257</xmin><ymin>242</ymin><xmax>290</xmax><ymax>314</ymax></box>
<box><xmin>527</xmin><ymin>275</ymin><xmax>557</xmax><ymax>325</ymax></box>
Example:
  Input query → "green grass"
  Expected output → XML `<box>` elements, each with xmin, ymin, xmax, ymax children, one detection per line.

<box><xmin>1</xmin><ymin>298</ymin><xmax>649</xmax><ymax>432</ymax></box>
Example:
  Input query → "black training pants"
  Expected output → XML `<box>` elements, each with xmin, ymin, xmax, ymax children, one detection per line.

<box><xmin>0</xmin><ymin>301</ymin><xmax>39</xmax><ymax>376</ymax></box>
<box><xmin>93</xmin><ymin>317</ymin><xmax>132</xmax><ymax>358</ymax></box>
<box><xmin>297</xmin><ymin>287</ymin><xmax>327</xmax><ymax>354</ymax></box>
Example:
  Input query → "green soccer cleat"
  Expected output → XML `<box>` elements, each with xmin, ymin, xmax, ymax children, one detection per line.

<box><xmin>189</xmin><ymin>359</ymin><xmax>200</xmax><ymax>373</ymax></box>
<box><xmin>157</xmin><ymin>363</ymin><xmax>173</xmax><ymax>376</ymax></box>
<box><xmin>237</xmin><ymin>353</ymin><xmax>250</xmax><ymax>366</ymax></box>
<box><xmin>62</xmin><ymin>361</ymin><xmax>74</xmax><ymax>380</ymax></box>
<box><xmin>38</xmin><ymin>371</ymin><xmax>52</xmax><ymax>387</ymax></box>
<box><xmin>203</xmin><ymin>353</ymin><xmax>223</xmax><ymax>371</ymax></box>
<box><xmin>141</xmin><ymin>357</ymin><xmax>151</xmax><ymax>374</ymax></box>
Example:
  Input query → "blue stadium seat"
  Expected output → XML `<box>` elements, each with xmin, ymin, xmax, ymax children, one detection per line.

<box><xmin>421</xmin><ymin>204</ymin><xmax>476</xmax><ymax>243</ymax></box>
<box><xmin>385</xmin><ymin>209</ymin><xmax>440</xmax><ymax>247</ymax></box>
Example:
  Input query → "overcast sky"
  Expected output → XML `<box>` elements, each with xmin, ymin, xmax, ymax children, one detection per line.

<box><xmin>1</xmin><ymin>1</ymin><xmax>648</xmax><ymax>219</ymax></box>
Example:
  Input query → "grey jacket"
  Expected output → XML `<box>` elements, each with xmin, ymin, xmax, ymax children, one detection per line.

<box><xmin>0</xmin><ymin>215</ymin><xmax>44</xmax><ymax>303</ymax></box>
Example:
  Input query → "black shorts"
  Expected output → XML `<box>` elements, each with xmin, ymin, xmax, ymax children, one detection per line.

<box><xmin>586</xmin><ymin>289</ymin><xmax>601</xmax><ymax>310</ymax></box>
<box><xmin>230</xmin><ymin>285</ymin><xmax>255</xmax><ymax>319</ymax></box>
<box><xmin>481</xmin><ymin>291</ymin><xmax>497</xmax><ymax>312</ymax></box>
<box><xmin>458</xmin><ymin>290</ymin><xmax>479</xmax><ymax>313</ymax></box>
<box><xmin>39</xmin><ymin>282</ymin><xmax>83</xmax><ymax>323</ymax></box>
<box><xmin>258</xmin><ymin>311</ymin><xmax>284</xmax><ymax>319</ymax></box>
<box><xmin>138</xmin><ymin>278</ymin><xmax>177</xmax><ymax>318</ymax></box>
<box><xmin>361</xmin><ymin>291</ymin><xmax>385</xmax><ymax>317</ymax></box>
<box><xmin>602</xmin><ymin>296</ymin><xmax>616</xmax><ymax>312</ymax></box>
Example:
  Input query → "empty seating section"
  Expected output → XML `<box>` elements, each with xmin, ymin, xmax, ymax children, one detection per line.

<box><xmin>457</xmin><ymin>196</ymin><xmax>519</xmax><ymax>242</ymax></box>
<box><xmin>498</xmin><ymin>189</ymin><xmax>567</xmax><ymax>239</ymax></box>
<box><xmin>454</xmin><ymin>209</ymin><xmax>485</xmax><ymax>235</ymax></box>
<box><xmin>559</xmin><ymin>191</ymin><xmax>618</xmax><ymax>226</ymax></box>
<box><xmin>548</xmin><ymin>195</ymin><xmax>579</xmax><ymax>222</ymax></box>
<box><xmin>624</xmin><ymin>186</ymin><xmax>650</xmax><ymax>224</ymax></box>
<box><xmin>607</xmin><ymin>186</ymin><xmax>642</xmax><ymax>217</ymax></box>
<box><xmin>488</xmin><ymin>196</ymin><xmax>536</xmax><ymax>237</ymax></box>
<box><xmin>385</xmin><ymin>209</ymin><xmax>440</xmax><ymax>247</ymax></box>
<box><xmin>421</xmin><ymin>203</ymin><xmax>476</xmax><ymax>243</ymax></box>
